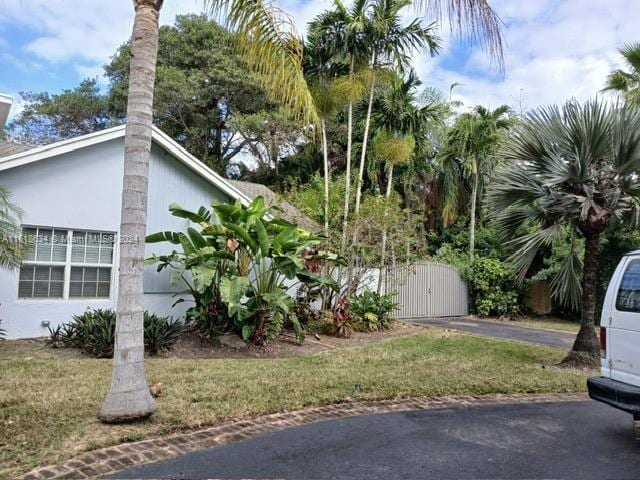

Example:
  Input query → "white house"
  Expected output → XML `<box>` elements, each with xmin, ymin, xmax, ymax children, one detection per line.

<box><xmin>0</xmin><ymin>125</ymin><xmax>315</xmax><ymax>339</ymax></box>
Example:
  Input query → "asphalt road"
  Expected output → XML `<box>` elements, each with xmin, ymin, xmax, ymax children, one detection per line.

<box><xmin>113</xmin><ymin>400</ymin><xmax>639</xmax><ymax>480</ymax></box>
<box><xmin>405</xmin><ymin>316</ymin><xmax>575</xmax><ymax>349</ymax></box>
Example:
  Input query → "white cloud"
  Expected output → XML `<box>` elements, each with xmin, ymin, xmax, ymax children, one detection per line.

<box><xmin>0</xmin><ymin>0</ymin><xmax>638</xmax><ymax>110</ymax></box>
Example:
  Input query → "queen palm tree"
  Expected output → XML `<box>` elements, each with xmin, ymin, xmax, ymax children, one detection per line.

<box><xmin>305</xmin><ymin>22</ymin><xmax>350</xmax><ymax>236</ymax></box>
<box><xmin>438</xmin><ymin>104</ymin><xmax>513</xmax><ymax>259</ymax></box>
<box><xmin>99</xmin><ymin>0</ymin><xmax>164</xmax><ymax>423</ymax></box>
<box><xmin>0</xmin><ymin>187</ymin><xmax>24</xmax><ymax>270</ymax></box>
<box><xmin>353</xmin><ymin>0</ymin><xmax>440</xmax><ymax>223</ymax></box>
<box><xmin>603</xmin><ymin>42</ymin><xmax>640</xmax><ymax>106</ymax></box>
<box><xmin>370</xmin><ymin>72</ymin><xmax>442</xmax><ymax>287</ymax></box>
<box><xmin>487</xmin><ymin>100</ymin><xmax>640</xmax><ymax>359</ymax></box>
<box><xmin>308</xmin><ymin>0</ymin><xmax>372</xmax><ymax>246</ymax></box>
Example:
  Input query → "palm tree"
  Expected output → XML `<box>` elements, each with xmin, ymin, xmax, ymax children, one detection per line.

<box><xmin>305</xmin><ymin>22</ymin><xmax>349</xmax><ymax>237</ymax></box>
<box><xmin>0</xmin><ymin>187</ymin><xmax>24</xmax><ymax>270</ymax></box>
<box><xmin>487</xmin><ymin>100</ymin><xmax>640</xmax><ymax>359</ymax></box>
<box><xmin>353</xmin><ymin>0</ymin><xmax>440</xmax><ymax>223</ymax></box>
<box><xmin>603</xmin><ymin>42</ymin><xmax>640</xmax><ymax>106</ymax></box>
<box><xmin>99</xmin><ymin>0</ymin><xmax>164</xmax><ymax>423</ymax></box>
<box><xmin>439</xmin><ymin>104</ymin><xmax>513</xmax><ymax>259</ymax></box>
<box><xmin>370</xmin><ymin>72</ymin><xmax>442</xmax><ymax>288</ymax></box>
<box><xmin>308</xmin><ymin>0</ymin><xmax>372</xmax><ymax>247</ymax></box>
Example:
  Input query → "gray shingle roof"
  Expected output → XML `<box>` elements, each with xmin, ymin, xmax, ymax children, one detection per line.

<box><xmin>0</xmin><ymin>140</ymin><xmax>31</xmax><ymax>158</ymax></box>
<box><xmin>228</xmin><ymin>180</ymin><xmax>321</xmax><ymax>233</ymax></box>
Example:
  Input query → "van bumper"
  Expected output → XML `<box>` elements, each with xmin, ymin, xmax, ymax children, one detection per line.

<box><xmin>588</xmin><ymin>376</ymin><xmax>640</xmax><ymax>417</ymax></box>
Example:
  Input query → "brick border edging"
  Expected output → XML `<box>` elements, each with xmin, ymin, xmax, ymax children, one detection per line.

<box><xmin>19</xmin><ymin>392</ymin><xmax>588</xmax><ymax>479</ymax></box>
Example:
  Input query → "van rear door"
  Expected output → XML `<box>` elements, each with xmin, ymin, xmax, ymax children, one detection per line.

<box><xmin>609</xmin><ymin>257</ymin><xmax>640</xmax><ymax>387</ymax></box>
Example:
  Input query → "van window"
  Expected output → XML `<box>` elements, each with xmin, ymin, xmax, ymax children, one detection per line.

<box><xmin>616</xmin><ymin>259</ymin><xmax>640</xmax><ymax>313</ymax></box>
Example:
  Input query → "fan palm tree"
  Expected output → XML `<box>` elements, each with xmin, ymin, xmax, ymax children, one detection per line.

<box><xmin>353</xmin><ymin>0</ymin><xmax>440</xmax><ymax>222</ymax></box>
<box><xmin>0</xmin><ymin>187</ymin><xmax>24</xmax><ymax>270</ymax></box>
<box><xmin>487</xmin><ymin>100</ymin><xmax>640</xmax><ymax>359</ymax></box>
<box><xmin>99</xmin><ymin>0</ymin><xmax>164</xmax><ymax>423</ymax></box>
<box><xmin>439</xmin><ymin>104</ymin><xmax>513</xmax><ymax>259</ymax></box>
<box><xmin>603</xmin><ymin>42</ymin><xmax>640</xmax><ymax>106</ymax></box>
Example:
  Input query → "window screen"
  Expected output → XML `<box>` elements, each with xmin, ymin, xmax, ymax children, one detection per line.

<box><xmin>18</xmin><ymin>226</ymin><xmax>114</xmax><ymax>300</ymax></box>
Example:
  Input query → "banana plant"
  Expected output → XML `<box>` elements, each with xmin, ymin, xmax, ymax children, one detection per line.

<box><xmin>146</xmin><ymin>196</ymin><xmax>344</xmax><ymax>344</ymax></box>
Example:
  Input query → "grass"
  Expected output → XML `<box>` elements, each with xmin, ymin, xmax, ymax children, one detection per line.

<box><xmin>506</xmin><ymin>317</ymin><xmax>581</xmax><ymax>333</ymax></box>
<box><xmin>0</xmin><ymin>330</ymin><xmax>590</xmax><ymax>479</ymax></box>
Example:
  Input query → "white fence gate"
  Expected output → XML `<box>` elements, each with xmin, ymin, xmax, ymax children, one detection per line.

<box><xmin>384</xmin><ymin>262</ymin><xmax>468</xmax><ymax>318</ymax></box>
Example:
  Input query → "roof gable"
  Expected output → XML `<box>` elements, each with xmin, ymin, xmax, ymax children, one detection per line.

<box><xmin>0</xmin><ymin>125</ymin><xmax>251</xmax><ymax>206</ymax></box>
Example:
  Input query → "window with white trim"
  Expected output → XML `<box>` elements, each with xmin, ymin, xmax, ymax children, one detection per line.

<box><xmin>19</xmin><ymin>227</ymin><xmax>115</xmax><ymax>299</ymax></box>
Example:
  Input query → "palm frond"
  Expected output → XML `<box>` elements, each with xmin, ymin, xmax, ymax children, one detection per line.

<box><xmin>0</xmin><ymin>186</ymin><xmax>24</xmax><ymax>270</ymax></box>
<box><xmin>550</xmin><ymin>235</ymin><xmax>582</xmax><ymax>311</ymax></box>
<box><xmin>208</xmin><ymin>0</ymin><xmax>319</xmax><ymax>127</ymax></box>
<box><xmin>416</xmin><ymin>0</ymin><xmax>504</xmax><ymax>68</ymax></box>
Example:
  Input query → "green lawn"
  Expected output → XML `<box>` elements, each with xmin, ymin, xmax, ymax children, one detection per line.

<box><xmin>506</xmin><ymin>317</ymin><xmax>581</xmax><ymax>333</ymax></box>
<box><xmin>0</xmin><ymin>330</ymin><xmax>590</xmax><ymax>479</ymax></box>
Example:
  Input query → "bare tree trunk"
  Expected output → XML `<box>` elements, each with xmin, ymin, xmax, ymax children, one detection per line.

<box><xmin>571</xmin><ymin>232</ymin><xmax>600</xmax><ymax>355</ymax></box>
<box><xmin>321</xmin><ymin>118</ymin><xmax>330</xmax><ymax>237</ymax></box>
<box><xmin>341</xmin><ymin>58</ymin><xmax>355</xmax><ymax>248</ymax></box>
<box><xmin>99</xmin><ymin>0</ymin><xmax>162</xmax><ymax>423</ymax></box>
<box><xmin>353</xmin><ymin>58</ymin><xmax>376</xmax><ymax>219</ymax></box>
<box><xmin>377</xmin><ymin>165</ymin><xmax>394</xmax><ymax>294</ymax></box>
<box><xmin>469</xmin><ymin>168</ymin><xmax>478</xmax><ymax>261</ymax></box>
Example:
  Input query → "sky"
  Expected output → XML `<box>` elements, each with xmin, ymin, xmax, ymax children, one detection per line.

<box><xmin>0</xmin><ymin>0</ymin><xmax>638</xmax><ymax>121</ymax></box>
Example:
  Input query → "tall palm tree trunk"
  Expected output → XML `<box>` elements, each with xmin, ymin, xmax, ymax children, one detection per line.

<box><xmin>99</xmin><ymin>0</ymin><xmax>163</xmax><ymax>423</ymax></box>
<box><xmin>377</xmin><ymin>165</ymin><xmax>394</xmax><ymax>294</ymax></box>
<box><xmin>341</xmin><ymin>58</ymin><xmax>355</xmax><ymax>247</ymax></box>
<box><xmin>321</xmin><ymin>117</ymin><xmax>330</xmax><ymax>237</ymax></box>
<box><xmin>572</xmin><ymin>232</ymin><xmax>601</xmax><ymax>355</ymax></box>
<box><xmin>469</xmin><ymin>169</ymin><xmax>478</xmax><ymax>260</ymax></box>
<box><xmin>353</xmin><ymin>58</ymin><xmax>377</xmax><ymax>220</ymax></box>
<box><xmin>347</xmin><ymin>70</ymin><xmax>376</xmax><ymax>289</ymax></box>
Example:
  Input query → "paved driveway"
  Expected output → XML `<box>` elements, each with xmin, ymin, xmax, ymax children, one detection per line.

<box><xmin>113</xmin><ymin>401</ymin><xmax>639</xmax><ymax>479</ymax></box>
<box><xmin>405</xmin><ymin>316</ymin><xmax>575</xmax><ymax>349</ymax></box>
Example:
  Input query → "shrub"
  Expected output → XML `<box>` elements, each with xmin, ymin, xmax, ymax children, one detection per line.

<box><xmin>464</xmin><ymin>257</ymin><xmax>521</xmax><ymax>317</ymax></box>
<box><xmin>48</xmin><ymin>308</ymin><xmax>182</xmax><ymax>357</ymax></box>
<box><xmin>144</xmin><ymin>312</ymin><xmax>184</xmax><ymax>355</ymax></box>
<box><xmin>350</xmin><ymin>290</ymin><xmax>398</xmax><ymax>332</ymax></box>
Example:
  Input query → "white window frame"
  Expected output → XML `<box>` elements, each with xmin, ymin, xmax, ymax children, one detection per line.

<box><xmin>18</xmin><ymin>225</ymin><xmax>117</xmax><ymax>301</ymax></box>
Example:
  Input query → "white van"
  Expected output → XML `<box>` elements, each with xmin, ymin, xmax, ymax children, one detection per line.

<box><xmin>588</xmin><ymin>250</ymin><xmax>640</xmax><ymax>431</ymax></box>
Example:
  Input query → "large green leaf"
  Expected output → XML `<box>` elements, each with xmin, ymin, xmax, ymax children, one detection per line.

<box><xmin>212</xmin><ymin>200</ymin><xmax>244</xmax><ymax>223</ymax></box>
<box><xmin>220</xmin><ymin>276</ymin><xmax>251</xmax><ymax>315</ymax></box>
<box><xmin>191</xmin><ymin>265</ymin><xmax>218</xmax><ymax>293</ymax></box>
<box><xmin>146</xmin><ymin>231</ymin><xmax>182</xmax><ymax>244</ymax></box>
<box><xmin>222</xmin><ymin>222</ymin><xmax>259</xmax><ymax>254</ymax></box>
<box><xmin>254</xmin><ymin>219</ymin><xmax>270</xmax><ymax>257</ymax></box>
<box><xmin>273</xmin><ymin>254</ymin><xmax>304</xmax><ymax>279</ymax></box>
<box><xmin>187</xmin><ymin>227</ymin><xmax>208</xmax><ymax>249</ymax></box>
<box><xmin>169</xmin><ymin>203</ymin><xmax>211</xmax><ymax>224</ymax></box>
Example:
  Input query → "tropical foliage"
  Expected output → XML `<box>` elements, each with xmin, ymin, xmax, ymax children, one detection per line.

<box><xmin>0</xmin><ymin>187</ymin><xmax>24</xmax><ymax>270</ymax></box>
<box><xmin>603</xmin><ymin>42</ymin><xmax>640</xmax><ymax>106</ymax></box>
<box><xmin>47</xmin><ymin>308</ymin><xmax>182</xmax><ymax>358</ymax></box>
<box><xmin>146</xmin><ymin>196</ymin><xmax>343</xmax><ymax>345</ymax></box>
<box><xmin>488</xmin><ymin>100</ymin><xmax>640</xmax><ymax>356</ymax></box>
<box><xmin>349</xmin><ymin>290</ymin><xmax>399</xmax><ymax>331</ymax></box>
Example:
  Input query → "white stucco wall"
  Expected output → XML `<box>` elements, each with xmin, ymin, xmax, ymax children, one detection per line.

<box><xmin>0</xmin><ymin>139</ymin><xmax>231</xmax><ymax>338</ymax></box>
